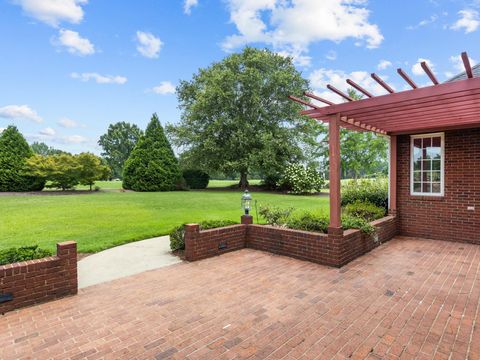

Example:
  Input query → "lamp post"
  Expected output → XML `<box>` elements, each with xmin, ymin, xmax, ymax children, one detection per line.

<box><xmin>241</xmin><ymin>190</ymin><xmax>252</xmax><ymax>215</ymax></box>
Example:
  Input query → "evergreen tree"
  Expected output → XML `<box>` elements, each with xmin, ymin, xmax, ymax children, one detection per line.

<box><xmin>123</xmin><ymin>114</ymin><xmax>181</xmax><ymax>191</ymax></box>
<box><xmin>0</xmin><ymin>126</ymin><xmax>45</xmax><ymax>191</ymax></box>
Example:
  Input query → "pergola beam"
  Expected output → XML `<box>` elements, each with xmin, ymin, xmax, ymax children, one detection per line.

<box><xmin>371</xmin><ymin>73</ymin><xmax>395</xmax><ymax>93</ymax></box>
<box><xmin>461</xmin><ymin>52</ymin><xmax>473</xmax><ymax>79</ymax></box>
<box><xmin>346</xmin><ymin>79</ymin><xmax>373</xmax><ymax>98</ymax></box>
<box><xmin>304</xmin><ymin>92</ymin><xmax>335</xmax><ymax>105</ymax></box>
<box><xmin>421</xmin><ymin>61</ymin><xmax>439</xmax><ymax>85</ymax></box>
<box><xmin>397</xmin><ymin>68</ymin><xmax>418</xmax><ymax>89</ymax></box>
<box><xmin>288</xmin><ymin>95</ymin><xmax>318</xmax><ymax>109</ymax></box>
<box><xmin>327</xmin><ymin>84</ymin><xmax>354</xmax><ymax>101</ymax></box>
<box><xmin>328</xmin><ymin>114</ymin><xmax>342</xmax><ymax>233</ymax></box>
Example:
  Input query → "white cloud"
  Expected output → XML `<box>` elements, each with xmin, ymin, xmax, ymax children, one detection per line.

<box><xmin>54</xmin><ymin>29</ymin><xmax>95</xmax><ymax>56</ymax></box>
<box><xmin>58</xmin><ymin>117</ymin><xmax>84</xmax><ymax>128</ymax></box>
<box><xmin>407</xmin><ymin>14</ymin><xmax>438</xmax><ymax>30</ymax></box>
<box><xmin>64</xmin><ymin>135</ymin><xmax>89</xmax><ymax>144</ymax></box>
<box><xmin>449</xmin><ymin>54</ymin><xmax>477</xmax><ymax>71</ymax></box>
<box><xmin>0</xmin><ymin>128</ymin><xmax>5</xmax><ymax>133</ymax></box>
<box><xmin>136</xmin><ymin>31</ymin><xmax>163</xmax><ymax>58</ymax></box>
<box><xmin>39</xmin><ymin>127</ymin><xmax>56</xmax><ymax>136</ymax></box>
<box><xmin>451</xmin><ymin>9</ymin><xmax>480</xmax><ymax>33</ymax></box>
<box><xmin>151</xmin><ymin>81</ymin><xmax>176</xmax><ymax>95</ymax></box>
<box><xmin>71</xmin><ymin>72</ymin><xmax>127</xmax><ymax>84</ymax></box>
<box><xmin>0</xmin><ymin>105</ymin><xmax>43</xmax><ymax>123</ymax></box>
<box><xmin>377</xmin><ymin>59</ymin><xmax>392</xmax><ymax>70</ymax></box>
<box><xmin>13</xmin><ymin>0</ymin><xmax>88</xmax><ymax>27</ymax></box>
<box><xmin>184</xmin><ymin>0</ymin><xmax>198</xmax><ymax>14</ymax></box>
<box><xmin>309</xmin><ymin>68</ymin><xmax>393</xmax><ymax>104</ymax></box>
<box><xmin>222</xmin><ymin>0</ymin><xmax>383</xmax><ymax>66</ymax></box>
<box><xmin>412</xmin><ymin>58</ymin><xmax>434</xmax><ymax>76</ymax></box>
<box><xmin>326</xmin><ymin>50</ymin><xmax>337</xmax><ymax>61</ymax></box>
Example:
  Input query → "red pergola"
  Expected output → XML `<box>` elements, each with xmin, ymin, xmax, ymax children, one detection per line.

<box><xmin>290</xmin><ymin>51</ymin><xmax>480</xmax><ymax>234</ymax></box>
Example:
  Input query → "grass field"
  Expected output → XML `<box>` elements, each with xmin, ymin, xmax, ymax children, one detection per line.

<box><xmin>0</xmin><ymin>189</ymin><xmax>328</xmax><ymax>253</ymax></box>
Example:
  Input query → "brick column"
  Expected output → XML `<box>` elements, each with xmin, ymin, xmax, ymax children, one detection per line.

<box><xmin>241</xmin><ymin>215</ymin><xmax>253</xmax><ymax>225</ymax></box>
<box><xmin>184</xmin><ymin>224</ymin><xmax>200</xmax><ymax>261</ymax></box>
<box><xmin>56</xmin><ymin>241</ymin><xmax>78</xmax><ymax>295</ymax></box>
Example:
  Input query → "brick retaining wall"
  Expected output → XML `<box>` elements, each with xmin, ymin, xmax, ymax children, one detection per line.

<box><xmin>185</xmin><ymin>215</ymin><xmax>398</xmax><ymax>267</ymax></box>
<box><xmin>0</xmin><ymin>241</ymin><xmax>78</xmax><ymax>314</ymax></box>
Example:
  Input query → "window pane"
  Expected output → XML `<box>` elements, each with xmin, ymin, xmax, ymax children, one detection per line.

<box><xmin>428</xmin><ymin>137</ymin><xmax>441</xmax><ymax>159</ymax></box>
<box><xmin>414</xmin><ymin>160</ymin><xmax>422</xmax><ymax>170</ymax></box>
<box><xmin>422</xmin><ymin>183</ymin><xmax>431</xmax><ymax>193</ymax></box>
<box><xmin>432</xmin><ymin>160</ymin><xmax>441</xmax><ymax>171</ymax></box>
<box><xmin>422</xmin><ymin>160</ymin><xmax>432</xmax><ymax>171</ymax></box>
<box><xmin>432</xmin><ymin>183</ymin><xmax>441</xmax><ymax>193</ymax></box>
<box><xmin>432</xmin><ymin>136</ymin><xmax>441</xmax><ymax>147</ymax></box>
<box><xmin>423</xmin><ymin>171</ymin><xmax>432</xmax><ymax>182</ymax></box>
<box><xmin>413</xmin><ymin>139</ymin><xmax>422</xmax><ymax>162</ymax></box>
<box><xmin>414</xmin><ymin>182</ymin><xmax>422</xmax><ymax>192</ymax></box>
<box><xmin>432</xmin><ymin>171</ymin><xmax>441</xmax><ymax>182</ymax></box>
<box><xmin>413</xmin><ymin>171</ymin><xmax>421</xmax><ymax>182</ymax></box>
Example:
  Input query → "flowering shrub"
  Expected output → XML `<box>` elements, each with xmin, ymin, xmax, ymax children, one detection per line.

<box><xmin>341</xmin><ymin>178</ymin><xmax>388</xmax><ymax>209</ymax></box>
<box><xmin>278</xmin><ymin>164</ymin><xmax>324</xmax><ymax>194</ymax></box>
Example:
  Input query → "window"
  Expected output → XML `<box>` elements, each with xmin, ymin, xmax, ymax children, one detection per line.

<box><xmin>410</xmin><ymin>133</ymin><xmax>444</xmax><ymax>196</ymax></box>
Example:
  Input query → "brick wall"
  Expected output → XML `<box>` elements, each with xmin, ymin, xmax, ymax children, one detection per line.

<box><xmin>185</xmin><ymin>215</ymin><xmax>397</xmax><ymax>267</ymax></box>
<box><xmin>0</xmin><ymin>241</ymin><xmax>78</xmax><ymax>314</ymax></box>
<box><xmin>184</xmin><ymin>224</ymin><xmax>247</xmax><ymax>261</ymax></box>
<box><xmin>397</xmin><ymin>129</ymin><xmax>480</xmax><ymax>244</ymax></box>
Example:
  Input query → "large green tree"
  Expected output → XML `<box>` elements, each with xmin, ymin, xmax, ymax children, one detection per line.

<box><xmin>31</xmin><ymin>142</ymin><xmax>66</xmax><ymax>156</ymax></box>
<box><xmin>123</xmin><ymin>114</ymin><xmax>181</xmax><ymax>191</ymax></box>
<box><xmin>0</xmin><ymin>126</ymin><xmax>45</xmax><ymax>191</ymax></box>
<box><xmin>98</xmin><ymin>122</ymin><xmax>143</xmax><ymax>179</ymax></box>
<box><xmin>312</xmin><ymin>89</ymin><xmax>388</xmax><ymax>179</ymax></box>
<box><xmin>167</xmin><ymin>47</ymin><xmax>313</xmax><ymax>188</ymax></box>
<box><xmin>77</xmin><ymin>153</ymin><xmax>111</xmax><ymax>190</ymax></box>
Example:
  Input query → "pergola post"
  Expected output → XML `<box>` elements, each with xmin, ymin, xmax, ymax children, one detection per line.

<box><xmin>328</xmin><ymin>114</ymin><xmax>342</xmax><ymax>235</ymax></box>
<box><xmin>389</xmin><ymin>135</ymin><xmax>397</xmax><ymax>215</ymax></box>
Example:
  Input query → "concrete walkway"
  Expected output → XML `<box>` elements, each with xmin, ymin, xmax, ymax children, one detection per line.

<box><xmin>78</xmin><ymin>236</ymin><xmax>182</xmax><ymax>288</ymax></box>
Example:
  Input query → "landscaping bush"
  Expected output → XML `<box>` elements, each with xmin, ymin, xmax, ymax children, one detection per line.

<box><xmin>261</xmin><ymin>173</ymin><xmax>281</xmax><ymax>190</ymax></box>
<box><xmin>182</xmin><ymin>169</ymin><xmax>210</xmax><ymax>189</ymax></box>
<box><xmin>341</xmin><ymin>215</ymin><xmax>375</xmax><ymax>235</ymax></box>
<box><xmin>0</xmin><ymin>126</ymin><xmax>45</xmax><ymax>192</ymax></box>
<box><xmin>123</xmin><ymin>113</ymin><xmax>181</xmax><ymax>192</ymax></box>
<box><xmin>0</xmin><ymin>245</ymin><xmax>52</xmax><ymax>266</ymax></box>
<box><xmin>258</xmin><ymin>204</ymin><xmax>295</xmax><ymax>226</ymax></box>
<box><xmin>341</xmin><ymin>178</ymin><xmax>388</xmax><ymax>209</ymax></box>
<box><xmin>277</xmin><ymin>164</ymin><xmax>324</xmax><ymax>194</ymax></box>
<box><xmin>343</xmin><ymin>201</ymin><xmax>386</xmax><ymax>222</ymax></box>
<box><xmin>169</xmin><ymin>219</ymin><xmax>237</xmax><ymax>251</ymax></box>
<box><xmin>286</xmin><ymin>212</ymin><xmax>329</xmax><ymax>233</ymax></box>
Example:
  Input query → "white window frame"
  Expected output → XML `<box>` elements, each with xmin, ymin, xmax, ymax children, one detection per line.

<box><xmin>410</xmin><ymin>132</ymin><xmax>445</xmax><ymax>197</ymax></box>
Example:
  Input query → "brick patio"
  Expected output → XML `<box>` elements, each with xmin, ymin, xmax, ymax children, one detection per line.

<box><xmin>1</xmin><ymin>236</ymin><xmax>480</xmax><ymax>360</ymax></box>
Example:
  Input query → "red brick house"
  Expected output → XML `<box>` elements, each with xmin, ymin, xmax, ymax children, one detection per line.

<box><xmin>291</xmin><ymin>52</ymin><xmax>480</xmax><ymax>245</ymax></box>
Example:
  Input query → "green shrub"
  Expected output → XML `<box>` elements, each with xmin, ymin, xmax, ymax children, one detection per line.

<box><xmin>123</xmin><ymin>114</ymin><xmax>181</xmax><ymax>192</ymax></box>
<box><xmin>341</xmin><ymin>215</ymin><xmax>375</xmax><ymax>235</ymax></box>
<box><xmin>343</xmin><ymin>201</ymin><xmax>385</xmax><ymax>222</ymax></box>
<box><xmin>169</xmin><ymin>219</ymin><xmax>237</xmax><ymax>251</ymax></box>
<box><xmin>0</xmin><ymin>126</ymin><xmax>45</xmax><ymax>192</ymax></box>
<box><xmin>278</xmin><ymin>164</ymin><xmax>324</xmax><ymax>194</ymax></box>
<box><xmin>286</xmin><ymin>212</ymin><xmax>329</xmax><ymax>233</ymax></box>
<box><xmin>341</xmin><ymin>178</ymin><xmax>388</xmax><ymax>209</ymax></box>
<box><xmin>258</xmin><ymin>204</ymin><xmax>295</xmax><ymax>226</ymax></box>
<box><xmin>0</xmin><ymin>245</ymin><xmax>52</xmax><ymax>266</ymax></box>
<box><xmin>182</xmin><ymin>169</ymin><xmax>210</xmax><ymax>189</ymax></box>
<box><xmin>261</xmin><ymin>173</ymin><xmax>281</xmax><ymax>190</ymax></box>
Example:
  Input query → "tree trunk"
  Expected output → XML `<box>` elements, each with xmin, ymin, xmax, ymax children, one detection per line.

<box><xmin>239</xmin><ymin>171</ymin><xmax>249</xmax><ymax>189</ymax></box>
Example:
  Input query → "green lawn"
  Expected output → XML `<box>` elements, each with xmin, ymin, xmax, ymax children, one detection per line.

<box><xmin>0</xmin><ymin>190</ymin><xmax>328</xmax><ymax>253</ymax></box>
<box><xmin>207</xmin><ymin>179</ymin><xmax>261</xmax><ymax>188</ymax></box>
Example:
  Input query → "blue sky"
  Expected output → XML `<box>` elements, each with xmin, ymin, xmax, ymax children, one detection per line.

<box><xmin>0</xmin><ymin>0</ymin><xmax>479</xmax><ymax>153</ymax></box>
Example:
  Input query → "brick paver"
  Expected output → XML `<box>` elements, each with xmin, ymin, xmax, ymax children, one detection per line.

<box><xmin>1</xmin><ymin>236</ymin><xmax>480</xmax><ymax>360</ymax></box>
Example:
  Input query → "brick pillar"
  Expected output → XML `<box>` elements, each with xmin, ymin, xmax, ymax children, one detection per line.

<box><xmin>57</xmin><ymin>241</ymin><xmax>78</xmax><ymax>295</ymax></box>
<box><xmin>241</xmin><ymin>215</ymin><xmax>253</xmax><ymax>225</ymax></box>
<box><xmin>184</xmin><ymin>224</ymin><xmax>200</xmax><ymax>261</ymax></box>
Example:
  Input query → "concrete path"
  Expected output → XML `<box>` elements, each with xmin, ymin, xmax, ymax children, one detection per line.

<box><xmin>78</xmin><ymin>236</ymin><xmax>182</xmax><ymax>288</ymax></box>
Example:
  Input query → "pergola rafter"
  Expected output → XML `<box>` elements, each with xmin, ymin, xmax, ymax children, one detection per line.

<box><xmin>288</xmin><ymin>51</ymin><xmax>480</xmax><ymax>234</ymax></box>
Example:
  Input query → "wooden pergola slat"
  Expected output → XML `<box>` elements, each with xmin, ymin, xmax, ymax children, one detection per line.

<box><xmin>461</xmin><ymin>51</ymin><xmax>473</xmax><ymax>79</ymax></box>
<box><xmin>303</xmin><ymin>92</ymin><xmax>336</xmax><ymax>105</ymax></box>
<box><xmin>371</xmin><ymin>73</ymin><xmax>395</xmax><ymax>93</ymax></box>
<box><xmin>397</xmin><ymin>68</ymin><xmax>418</xmax><ymax>89</ymax></box>
<box><xmin>421</xmin><ymin>61</ymin><xmax>439</xmax><ymax>85</ymax></box>
<box><xmin>346</xmin><ymin>79</ymin><xmax>373</xmax><ymax>98</ymax></box>
<box><xmin>327</xmin><ymin>84</ymin><xmax>354</xmax><ymax>101</ymax></box>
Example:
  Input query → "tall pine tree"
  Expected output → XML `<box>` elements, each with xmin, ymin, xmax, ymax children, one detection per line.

<box><xmin>123</xmin><ymin>114</ymin><xmax>181</xmax><ymax>191</ymax></box>
<box><xmin>0</xmin><ymin>126</ymin><xmax>45</xmax><ymax>191</ymax></box>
